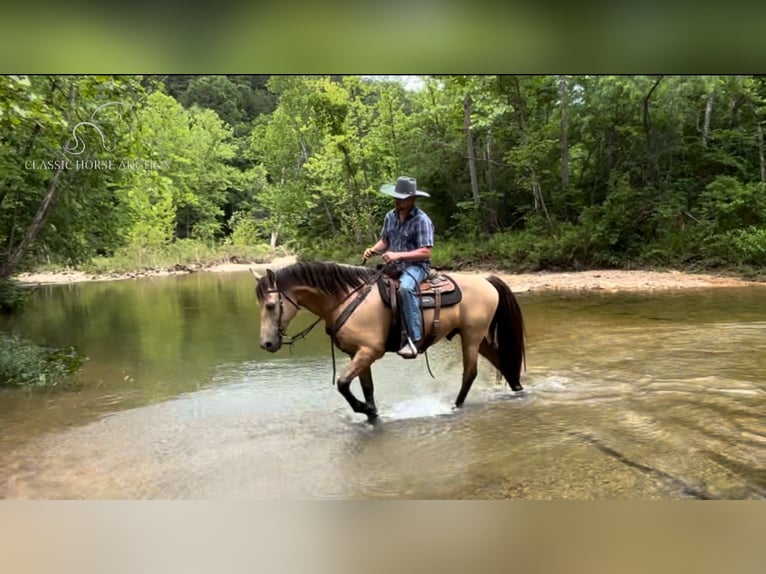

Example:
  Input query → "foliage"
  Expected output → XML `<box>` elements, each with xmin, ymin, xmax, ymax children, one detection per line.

<box><xmin>4</xmin><ymin>74</ymin><xmax>766</xmax><ymax>292</ymax></box>
<box><xmin>0</xmin><ymin>75</ymin><xmax>145</xmax><ymax>277</ymax></box>
<box><xmin>0</xmin><ymin>278</ymin><xmax>30</xmax><ymax>313</ymax></box>
<box><xmin>228</xmin><ymin>210</ymin><xmax>261</xmax><ymax>246</ymax></box>
<box><xmin>0</xmin><ymin>331</ymin><xmax>84</xmax><ymax>389</ymax></box>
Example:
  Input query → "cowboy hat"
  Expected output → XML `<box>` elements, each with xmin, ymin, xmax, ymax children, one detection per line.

<box><xmin>380</xmin><ymin>176</ymin><xmax>430</xmax><ymax>199</ymax></box>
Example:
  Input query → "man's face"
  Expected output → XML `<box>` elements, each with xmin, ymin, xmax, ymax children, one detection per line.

<box><xmin>394</xmin><ymin>197</ymin><xmax>416</xmax><ymax>212</ymax></box>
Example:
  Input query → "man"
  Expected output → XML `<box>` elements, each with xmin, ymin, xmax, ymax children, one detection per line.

<box><xmin>363</xmin><ymin>176</ymin><xmax>434</xmax><ymax>358</ymax></box>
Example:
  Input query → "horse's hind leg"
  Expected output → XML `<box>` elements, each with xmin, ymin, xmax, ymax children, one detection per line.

<box><xmin>337</xmin><ymin>348</ymin><xmax>380</xmax><ymax>423</ymax></box>
<box><xmin>479</xmin><ymin>339</ymin><xmax>523</xmax><ymax>392</ymax></box>
<box><xmin>454</xmin><ymin>333</ymin><xmax>482</xmax><ymax>408</ymax></box>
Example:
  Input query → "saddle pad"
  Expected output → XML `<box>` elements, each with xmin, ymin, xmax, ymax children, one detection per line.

<box><xmin>377</xmin><ymin>274</ymin><xmax>462</xmax><ymax>309</ymax></box>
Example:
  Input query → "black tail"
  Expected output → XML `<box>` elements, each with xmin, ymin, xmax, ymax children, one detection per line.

<box><xmin>486</xmin><ymin>275</ymin><xmax>525</xmax><ymax>391</ymax></box>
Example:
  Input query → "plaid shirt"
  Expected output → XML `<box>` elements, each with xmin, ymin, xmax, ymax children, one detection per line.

<box><xmin>381</xmin><ymin>206</ymin><xmax>434</xmax><ymax>272</ymax></box>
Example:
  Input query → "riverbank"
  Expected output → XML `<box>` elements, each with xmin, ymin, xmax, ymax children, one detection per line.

<box><xmin>13</xmin><ymin>258</ymin><xmax>764</xmax><ymax>292</ymax></box>
<box><xmin>12</xmin><ymin>257</ymin><xmax>298</xmax><ymax>286</ymax></box>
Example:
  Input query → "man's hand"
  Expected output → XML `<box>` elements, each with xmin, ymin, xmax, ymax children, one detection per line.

<box><xmin>363</xmin><ymin>247</ymin><xmax>378</xmax><ymax>261</ymax></box>
<box><xmin>382</xmin><ymin>252</ymin><xmax>400</xmax><ymax>263</ymax></box>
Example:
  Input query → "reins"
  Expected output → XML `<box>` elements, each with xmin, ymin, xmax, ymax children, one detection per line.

<box><xmin>323</xmin><ymin>266</ymin><xmax>385</xmax><ymax>385</ymax></box>
<box><xmin>267</xmin><ymin>265</ymin><xmax>385</xmax><ymax>384</ymax></box>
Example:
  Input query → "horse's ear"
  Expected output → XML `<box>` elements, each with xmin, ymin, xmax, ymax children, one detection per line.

<box><xmin>266</xmin><ymin>269</ymin><xmax>276</xmax><ymax>287</ymax></box>
<box><xmin>249</xmin><ymin>267</ymin><xmax>262</xmax><ymax>282</ymax></box>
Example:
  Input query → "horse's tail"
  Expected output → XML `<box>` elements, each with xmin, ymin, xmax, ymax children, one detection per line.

<box><xmin>486</xmin><ymin>275</ymin><xmax>525</xmax><ymax>390</ymax></box>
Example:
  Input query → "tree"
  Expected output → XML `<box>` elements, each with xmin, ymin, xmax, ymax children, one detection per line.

<box><xmin>0</xmin><ymin>75</ymin><xmax>144</xmax><ymax>278</ymax></box>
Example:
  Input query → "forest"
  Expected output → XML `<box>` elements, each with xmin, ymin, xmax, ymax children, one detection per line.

<box><xmin>2</xmin><ymin>74</ymin><xmax>766</xmax><ymax>283</ymax></box>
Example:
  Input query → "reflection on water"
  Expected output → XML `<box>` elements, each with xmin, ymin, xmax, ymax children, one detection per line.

<box><xmin>0</xmin><ymin>274</ymin><xmax>764</xmax><ymax>499</ymax></box>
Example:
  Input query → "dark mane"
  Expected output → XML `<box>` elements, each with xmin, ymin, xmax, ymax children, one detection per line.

<box><xmin>256</xmin><ymin>261</ymin><xmax>377</xmax><ymax>300</ymax></box>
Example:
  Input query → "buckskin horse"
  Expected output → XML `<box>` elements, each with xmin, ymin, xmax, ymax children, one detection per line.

<box><xmin>253</xmin><ymin>261</ymin><xmax>525</xmax><ymax>423</ymax></box>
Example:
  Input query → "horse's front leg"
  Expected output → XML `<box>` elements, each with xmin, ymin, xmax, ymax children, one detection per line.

<box><xmin>337</xmin><ymin>347</ymin><xmax>382</xmax><ymax>423</ymax></box>
<box><xmin>358</xmin><ymin>366</ymin><xmax>377</xmax><ymax>421</ymax></box>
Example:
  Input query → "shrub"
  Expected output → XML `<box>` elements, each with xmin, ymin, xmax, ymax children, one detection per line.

<box><xmin>0</xmin><ymin>279</ymin><xmax>30</xmax><ymax>314</ymax></box>
<box><xmin>699</xmin><ymin>177</ymin><xmax>766</xmax><ymax>233</ymax></box>
<box><xmin>229</xmin><ymin>211</ymin><xmax>261</xmax><ymax>247</ymax></box>
<box><xmin>0</xmin><ymin>332</ymin><xmax>84</xmax><ymax>389</ymax></box>
<box><xmin>701</xmin><ymin>226</ymin><xmax>766</xmax><ymax>267</ymax></box>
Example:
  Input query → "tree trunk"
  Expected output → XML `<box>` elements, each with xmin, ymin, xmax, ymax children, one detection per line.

<box><xmin>463</xmin><ymin>93</ymin><xmax>481</xmax><ymax>208</ymax></box>
<box><xmin>758</xmin><ymin>122</ymin><xmax>765</xmax><ymax>183</ymax></box>
<box><xmin>485</xmin><ymin>132</ymin><xmax>494</xmax><ymax>193</ymax></box>
<box><xmin>558</xmin><ymin>75</ymin><xmax>570</xmax><ymax>190</ymax></box>
<box><xmin>0</xmin><ymin>82</ymin><xmax>76</xmax><ymax>280</ymax></box>
<box><xmin>0</xmin><ymin>164</ymin><xmax>65</xmax><ymax>279</ymax></box>
<box><xmin>484</xmin><ymin>132</ymin><xmax>499</xmax><ymax>232</ymax></box>
<box><xmin>643</xmin><ymin>75</ymin><xmax>664</xmax><ymax>190</ymax></box>
<box><xmin>427</xmin><ymin>80</ymin><xmax>442</xmax><ymax>135</ymax></box>
<box><xmin>386</xmin><ymin>95</ymin><xmax>399</xmax><ymax>173</ymax></box>
<box><xmin>531</xmin><ymin>178</ymin><xmax>550</xmax><ymax>222</ymax></box>
<box><xmin>512</xmin><ymin>76</ymin><xmax>551</xmax><ymax>226</ymax></box>
<box><xmin>321</xmin><ymin>197</ymin><xmax>337</xmax><ymax>235</ymax></box>
<box><xmin>702</xmin><ymin>89</ymin><xmax>715</xmax><ymax>148</ymax></box>
<box><xmin>747</xmin><ymin>98</ymin><xmax>766</xmax><ymax>184</ymax></box>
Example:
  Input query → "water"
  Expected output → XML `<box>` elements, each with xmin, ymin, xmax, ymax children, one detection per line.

<box><xmin>0</xmin><ymin>272</ymin><xmax>764</xmax><ymax>499</ymax></box>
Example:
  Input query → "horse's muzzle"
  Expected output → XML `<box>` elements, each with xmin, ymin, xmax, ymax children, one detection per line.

<box><xmin>260</xmin><ymin>338</ymin><xmax>281</xmax><ymax>352</ymax></box>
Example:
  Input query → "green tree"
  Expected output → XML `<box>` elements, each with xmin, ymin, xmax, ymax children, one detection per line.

<box><xmin>0</xmin><ymin>75</ymin><xmax>144</xmax><ymax>278</ymax></box>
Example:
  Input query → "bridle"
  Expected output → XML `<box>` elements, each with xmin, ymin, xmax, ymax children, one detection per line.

<box><xmin>262</xmin><ymin>285</ymin><xmax>321</xmax><ymax>347</ymax></box>
<box><xmin>258</xmin><ymin>266</ymin><xmax>385</xmax><ymax>383</ymax></box>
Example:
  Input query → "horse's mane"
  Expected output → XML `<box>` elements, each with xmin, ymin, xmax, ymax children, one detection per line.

<box><xmin>256</xmin><ymin>261</ymin><xmax>377</xmax><ymax>300</ymax></box>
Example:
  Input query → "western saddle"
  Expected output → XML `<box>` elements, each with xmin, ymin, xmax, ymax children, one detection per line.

<box><xmin>376</xmin><ymin>269</ymin><xmax>462</xmax><ymax>353</ymax></box>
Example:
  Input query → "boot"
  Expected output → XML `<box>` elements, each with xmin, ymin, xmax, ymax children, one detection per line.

<box><xmin>397</xmin><ymin>337</ymin><xmax>418</xmax><ymax>359</ymax></box>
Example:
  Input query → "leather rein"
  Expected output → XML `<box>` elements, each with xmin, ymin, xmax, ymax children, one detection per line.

<box><xmin>265</xmin><ymin>267</ymin><xmax>385</xmax><ymax>383</ymax></box>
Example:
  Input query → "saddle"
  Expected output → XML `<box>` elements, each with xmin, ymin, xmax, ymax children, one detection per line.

<box><xmin>376</xmin><ymin>270</ymin><xmax>462</xmax><ymax>353</ymax></box>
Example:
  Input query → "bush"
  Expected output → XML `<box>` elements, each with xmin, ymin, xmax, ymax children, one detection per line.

<box><xmin>701</xmin><ymin>226</ymin><xmax>766</xmax><ymax>267</ymax></box>
<box><xmin>229</xmin><ymin>211</ymin><xmax>261</xmax><ymax>247</ymax></box>
<box><xmin>431</xmin><ymin>241</ymin><xmax>482</xmax><ymax>269</ymax></box>
<box><xmin>0</xmin><ymin>332</ymin><xmax>84</xmax><ymax>389</ymax></box>
<box><xmin>699</xmin><ymin>177</ymin><xmax>766</xmax><ymax>233</ymax></box>
<box><xmin>0</xmin><ymin>279</ymin><xmax>30</xmax><ymax>314</ymax></box>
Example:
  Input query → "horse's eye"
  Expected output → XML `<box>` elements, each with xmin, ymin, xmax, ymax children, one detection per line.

<box><xmin>265</xmin><ymin>302</ymin><xmax>276</xmax><ymax>311</ymax></box>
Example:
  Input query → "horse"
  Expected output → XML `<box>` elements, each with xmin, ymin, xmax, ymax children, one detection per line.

<box><xmin>253</xmin><ymin>261</ymin><xmax>525</xmax><ymax>423</ymax></box>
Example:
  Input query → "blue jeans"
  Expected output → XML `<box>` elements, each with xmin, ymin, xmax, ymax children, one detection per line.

<box><xmin>398</xmin><ymin>264</ymin><xmax>428</xmax><ymax>342</ymax></box>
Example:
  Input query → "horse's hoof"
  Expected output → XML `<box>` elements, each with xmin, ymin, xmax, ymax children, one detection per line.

<box><xmin>366</xmin><ymin>413</ymin><xmax>379</xmax><ymax>424</ymax></box>
<box><xmin>510</xmin><ymin>383</ymin><xmax>524</xmax><ymax>392</ymax></box>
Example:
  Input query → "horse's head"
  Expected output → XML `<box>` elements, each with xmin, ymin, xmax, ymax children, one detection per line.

<box><xmin>253</xmin><ymin>268</ymin><xmax>300</xmax><ymax>352</ymax></box>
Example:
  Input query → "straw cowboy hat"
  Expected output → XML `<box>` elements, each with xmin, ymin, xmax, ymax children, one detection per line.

<box><xmin>380</xmin><ymin>176</ymin><xmax>430</xmax><ymax>199</ymax></box>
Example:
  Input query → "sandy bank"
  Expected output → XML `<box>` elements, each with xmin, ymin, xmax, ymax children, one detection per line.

<box><xmin>14</xmin><ymin>258</ymin><xmax>763</xmax><ymax>293</ymax></box>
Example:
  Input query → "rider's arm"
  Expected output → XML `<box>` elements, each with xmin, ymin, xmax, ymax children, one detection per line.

<box><xmin>365</xmin><ymin>238</ymin><xmax>389</xmax><ymax>260</ymax></box>
<box><xmin>371</xmin><ymin>238</ymin><xmax>389</xmax><ymax>254</ymax></box>
<box><xmin>389</xmin><ymin>245</ymin><xmax>432</xmax><ymax>262</ymax></box>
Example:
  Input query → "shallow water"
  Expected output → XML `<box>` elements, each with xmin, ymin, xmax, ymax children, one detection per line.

<box><xmin>0</xmin><ymin>272</ymin><xmax>764</xmax><ymax>499</ymax></box>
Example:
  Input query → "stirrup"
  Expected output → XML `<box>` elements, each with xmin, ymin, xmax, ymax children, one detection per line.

<box><xmin>397</xmin><ymin>338</ymin><xmax>418</xmax><ymax>359</ymax></box>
